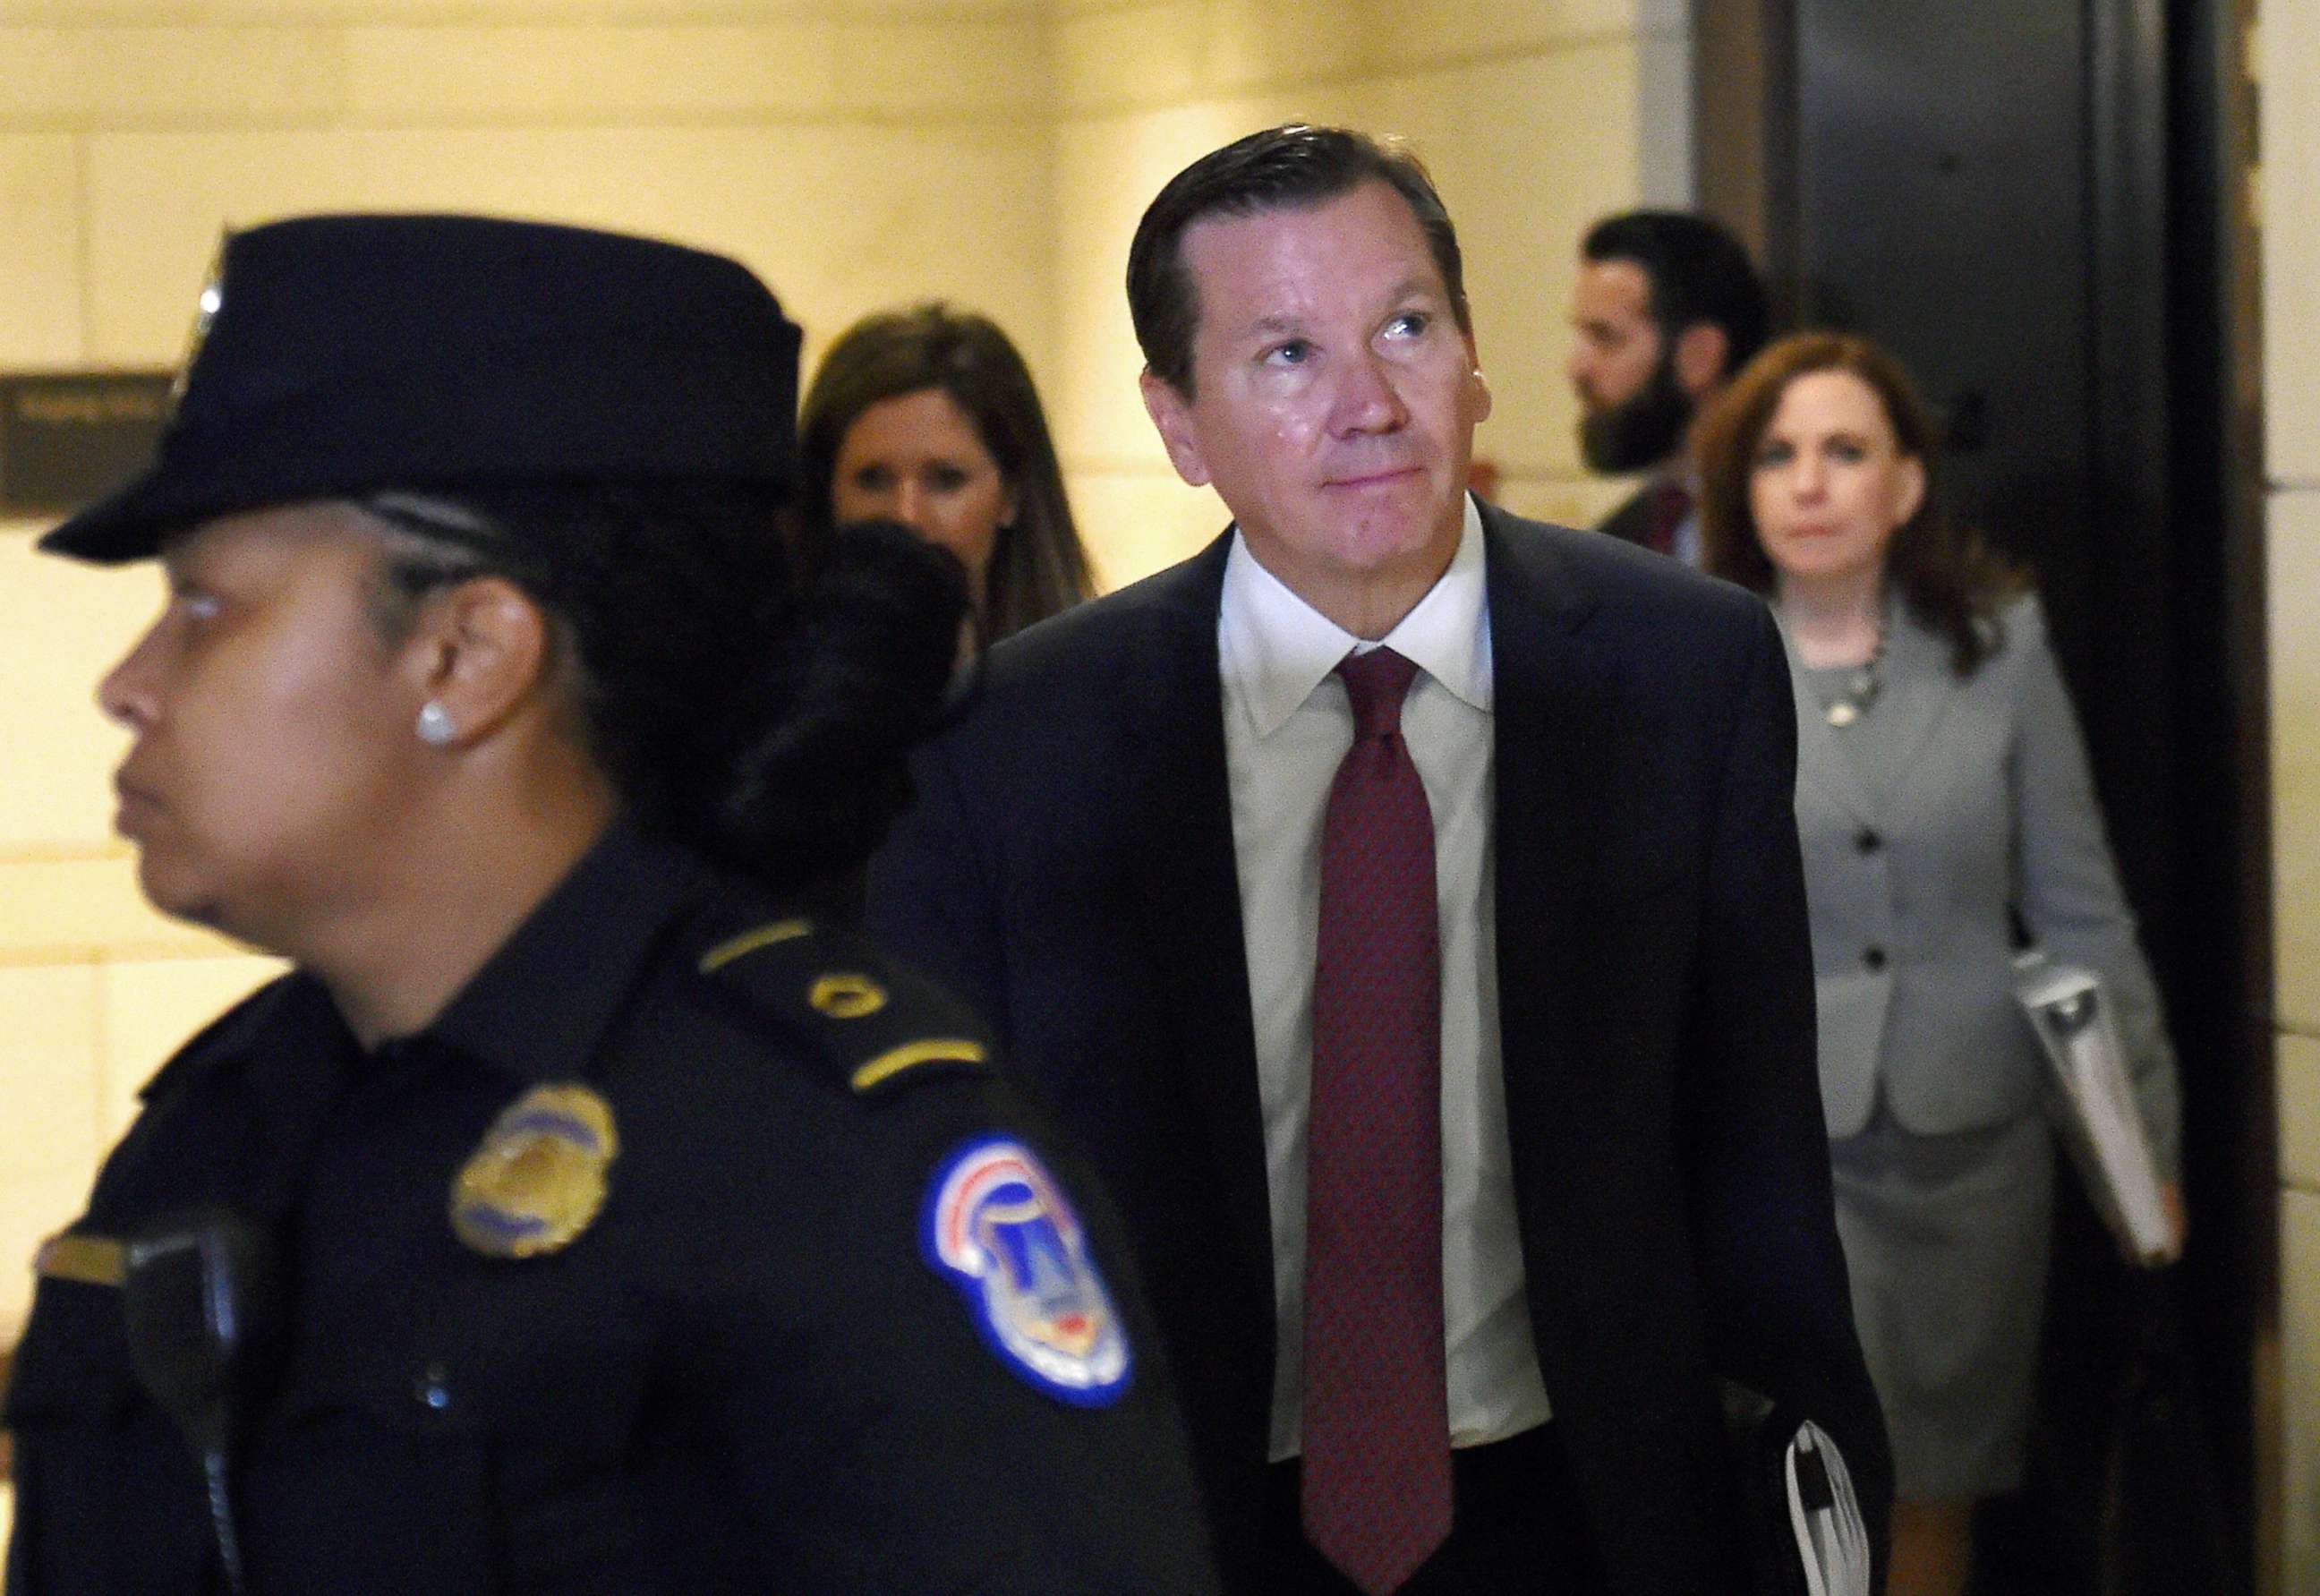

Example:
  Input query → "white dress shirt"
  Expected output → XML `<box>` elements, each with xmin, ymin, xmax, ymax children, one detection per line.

<box><xmin>1218</xmin><ymin>496</ymin><xmax>1553</xmax><ymax>1462</ymax></box>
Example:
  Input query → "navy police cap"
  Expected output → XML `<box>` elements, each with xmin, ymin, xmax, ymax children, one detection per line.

<box><xmin>41</xmin><ymin>213</ymin><xmax>803</xmax><ymax>563</ymax></box>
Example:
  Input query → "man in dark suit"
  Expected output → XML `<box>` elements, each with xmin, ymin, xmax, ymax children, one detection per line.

<box><xmin>869</xmin><ymin>125</ymin><xmax>1888</xmax><ymax>1596</ymax></box>
<box><xmin>1569</xmin><ymin>211</ymin><xmax>1769</xmax><ymax>564</ymax></box>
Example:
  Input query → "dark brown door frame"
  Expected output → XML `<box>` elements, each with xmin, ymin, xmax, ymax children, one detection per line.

<box><xmin>2174</xmin><ymin>0</ymin><xmax>2278</xmax><ymax>1583</ymax></box>
<box><xmin>1694</xmin><ymin>3</ymin><xmax>2275</xmax><ymax>1589</ymax></box>
<box><xmin>1694</xmin><ymin>0</ymin><xmax>1800</xmax><ymax>322</ymax></box>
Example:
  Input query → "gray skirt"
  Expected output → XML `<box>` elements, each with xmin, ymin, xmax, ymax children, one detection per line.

<box><xmin>1830</xmin><ymin>1099</ymin><xmax>2054</xmax><ymax>1500</ymax></box>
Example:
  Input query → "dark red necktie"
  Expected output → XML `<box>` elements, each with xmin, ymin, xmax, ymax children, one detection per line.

<box><xmin>1642</xmin><ymin>481</ymin><xmax>1693</xmax><ymax>556</ymax></box>
<box><xmin>1301</xmin><ymin>646</ymin><xmax>1450</xmax><ymax>1596</ymax></box>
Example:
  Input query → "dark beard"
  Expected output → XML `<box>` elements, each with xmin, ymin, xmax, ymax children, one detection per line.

<box><xmin>1578</xmin><ymin>351</ymin><xmax>1693</xmax><ymax>475</ymax></box>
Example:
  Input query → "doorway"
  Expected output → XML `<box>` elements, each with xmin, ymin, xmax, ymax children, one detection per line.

<box><xmin>1696</xmin><ymin>0</ymin><xmax>2271</xmax><ymax>1588</ymax></box>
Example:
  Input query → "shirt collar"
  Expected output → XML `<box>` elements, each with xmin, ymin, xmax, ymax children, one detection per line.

<box><xmin>408</xmin><ymin>821</ymin><xmax>714</xmax><ymax>1083</ymax></box>
<box><xmin>1220</xmin><ymin>493</ymin><xmax>1493</xmax><ymax>739</ymax></box>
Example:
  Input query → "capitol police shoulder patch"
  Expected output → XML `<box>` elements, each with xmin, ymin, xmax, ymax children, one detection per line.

<box><xmin>920</xmin><ymin>1135</ymin><xmax>1132</xmax><ymax>1407</ymax></box>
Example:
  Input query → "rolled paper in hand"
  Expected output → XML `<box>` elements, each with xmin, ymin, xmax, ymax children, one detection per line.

<box><xmin>2014</xmin><ymin>950</ymin><xmax>2175</xmax><ymax>1266</ymax></box>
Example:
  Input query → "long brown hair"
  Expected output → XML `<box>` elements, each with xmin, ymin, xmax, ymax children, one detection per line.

<box><xmin>1695</xmin><ymin>331</ymin><xmax>2021</xmax><ymax>675</ymax></box>
<box><xmin>799</xmin><ymin>304</ymin><xmax>1095</xmax><ymax>644</ymax></box>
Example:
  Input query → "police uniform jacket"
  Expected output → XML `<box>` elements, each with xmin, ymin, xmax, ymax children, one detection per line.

<box><xmin>4</xmin><ymin>824</ymin><xmax>1218</xmax><ymax>1594</ymax></box>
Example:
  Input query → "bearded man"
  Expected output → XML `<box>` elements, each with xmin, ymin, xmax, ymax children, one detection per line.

<box><xmin>1567</xmin><ymin>211</ymin><xmax>1768</xmax><ymax>565</ymax></box>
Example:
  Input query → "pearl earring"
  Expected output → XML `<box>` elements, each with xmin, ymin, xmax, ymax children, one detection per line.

<box><xmin>415</xmin><ymin>701</ymin><xmax>456</xmax><ymax>747</ymax></box>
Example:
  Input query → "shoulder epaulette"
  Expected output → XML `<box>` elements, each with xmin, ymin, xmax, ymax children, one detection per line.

<box><xmin>696</xmin><ymin>916</ymin><xmax>992</xmax><ymax>1097</ymax></box>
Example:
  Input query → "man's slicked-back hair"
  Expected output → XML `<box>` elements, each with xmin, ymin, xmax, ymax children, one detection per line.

<box><xmin>1127</xmin><ymin>124</ymin><xmax>1470</xmax><ymax>397</ymax></box>
<box><xmin>1582</xmin><ymin>210</ymin><xmax>1770</xmax><ymax>379</ymax></box>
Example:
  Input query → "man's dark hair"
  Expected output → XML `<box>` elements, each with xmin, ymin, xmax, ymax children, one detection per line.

<box><xmin>1127</xmin><ymin>124</ymin><xmax>1470</xmax><ymax>397</ymax></box>
<box><xmin>1582</xmin><ymin>210</ymin><xmax>1770</xmax><ymax>378</ymax></box>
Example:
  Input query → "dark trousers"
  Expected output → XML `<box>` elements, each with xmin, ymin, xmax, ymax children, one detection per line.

<box><xmin>1258</xmin><ymin>1424</ymin><xmax>1611</xmax><ymax>1594</ymax></box>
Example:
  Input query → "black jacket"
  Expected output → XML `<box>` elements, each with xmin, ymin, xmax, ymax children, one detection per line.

<box><xmin>4</xmin><ymin>824</ymin><xmax>1219</xmax><ymax>1594</ymax></box>
<box><xmin>1596</xmin><ymin>480</ymin><xmax>1664</xmax><ymax>550</ymax></box>
<box><xmin>867</xmin><ymin>503</ymin><xmax>1893</xmax><ymax>1594</ymax></box>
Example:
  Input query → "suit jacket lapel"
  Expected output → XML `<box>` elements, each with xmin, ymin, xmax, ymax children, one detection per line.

<box><xmin>1480</xmin><ymin>507</ymin><xmax>1609</xmax><ymax>1370</ymax></box>
<box><xmin>1786</xmin><ymin>602</ymin><xmax>1965</xmax><ymax>826</ymax></box>
<box><xmin>1872</xmin><ymin>603</ymin><xmax>1966</xmax><ymax>789</ymax></box>
<box><xmin>1787</xmin><ymin>641</ymin><xmax>1881</xmax><ymax>825</ymax></box>
<box><xmin>1118</xmin><ymin>532</ymin><xmax>1276</xmax><ymax>1330</ymax></box>
<box><xmin>1486</xmin><ymin>508</ymin><xmax>1599</xmax><ymax>1025</ymax></box>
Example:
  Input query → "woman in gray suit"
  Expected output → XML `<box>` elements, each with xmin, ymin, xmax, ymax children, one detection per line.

<box><xmin>1694</xmin><ymin>331</ymin><xmax>2183</xmax><ymax>1596</ymax></box>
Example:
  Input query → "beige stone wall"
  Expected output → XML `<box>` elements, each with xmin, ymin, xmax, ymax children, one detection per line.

<box><xmin>0</xmin><ymin>519</ymin><xmax>284</xmax><ymax>1342</ymax></box>
<box><xmin>0</xmin><ymin>0</ymin><xmax>1058</xmax><ymax>1344</ymax></box>
<box><xmin>1048</xmin><ymin>0</ymin><xmax>1692</xmax><ymax>586</ymax></box>
<box><xmin>2264</xmin><ymin>0</ymin><xmax>2320</xmax><ymax>1585</ymax></box>
<box><xmin>0</xmin><ymin>4</ymin><xmax>1056</xmax><ymax>386</ymax></box>
<box><xmin>0</xmin><ymin>2</ymin><xmax>1688</xmax><ymax>1353</ymax></box>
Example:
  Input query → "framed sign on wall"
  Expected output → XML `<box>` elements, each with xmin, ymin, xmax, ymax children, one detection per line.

<box><xmin>0</xmin><ymin>373</ymin><xmax>173</xmax><ymax>519</ymax></box>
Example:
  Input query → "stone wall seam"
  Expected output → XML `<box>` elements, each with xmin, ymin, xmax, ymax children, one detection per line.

<box><xmin>0</xmin><ymin>107</ymin><xmax>1054</xmax><ymax>133</ymax></box>
<box><xmin>9</xmin><ymin>4</ymin><xmax>1045</xmax><ymax>23</ymax></box>
<box><xmin>72</xmin><ymin>128</ymin><xmax>94</xmax><ymax>364</ymax></box>
<box><xmin>0</xmin><ymin>844</ymin><xmax>131</xmax><ymax>866</ymax></box>
<box><xmin>0</xmin><ymin>943</ymin><xmax>240</xmax><ymax>969</ymax></box>
<box><xmin>1053</xmin><ymin>31</ymin><xmax>1633</xmax><ymax>123</ymax></box>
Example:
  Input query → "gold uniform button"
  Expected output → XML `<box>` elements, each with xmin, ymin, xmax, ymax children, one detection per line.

<box><xmin>808</xmin><ymin>973</ymin><xmax>888</xmax><ymax>1020</ymax></box>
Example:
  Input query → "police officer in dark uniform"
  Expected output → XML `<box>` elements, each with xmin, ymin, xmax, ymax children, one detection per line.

<box><xmin>2</xmin><ymin>215</ymin><xmax>1222</xmax><ymax>1594</ymax></box>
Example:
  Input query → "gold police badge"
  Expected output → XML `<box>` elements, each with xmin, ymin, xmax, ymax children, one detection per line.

<box><xmin>450</xmin><ymin>1083</ymin><xmax>619</xmax><ymax>1259</ymax></box>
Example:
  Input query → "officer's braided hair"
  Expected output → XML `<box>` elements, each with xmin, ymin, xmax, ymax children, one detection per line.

<box><xmin>354</xmin><ymin>482</ymin><xmax>965</xmax><ymax>889</ymax></box>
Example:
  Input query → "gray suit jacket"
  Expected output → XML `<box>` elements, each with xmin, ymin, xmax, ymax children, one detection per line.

<box><xmin>1789</xmin><ymin>592</ymin><xmax>2180</xmax><ymax>1160</ymax></box>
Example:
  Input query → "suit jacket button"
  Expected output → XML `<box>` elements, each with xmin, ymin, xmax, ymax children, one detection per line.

<box><xmin>1863</xmin><ymin>946</ymin><xmax>1889</xmax><ymax>971</ymax></box>
<box><xmin>1855</xmin><ymin>828</ymin><xmax>1882</xmax><ymax>853</ymax></box>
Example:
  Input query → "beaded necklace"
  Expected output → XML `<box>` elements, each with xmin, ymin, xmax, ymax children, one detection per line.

<box><xmin>1822</xmin><ymin>619</ymin><xmax>1889</xmax><ymax>728</ymax></box>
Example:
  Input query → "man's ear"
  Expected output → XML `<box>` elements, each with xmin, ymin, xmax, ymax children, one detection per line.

<box><xmin>1139</xmin><ymin>369</ymin><xmax>1214</xmax><ymax>489</ymax></box>
<box><xmin>401</xmin><ymin>576</ymin><xmax>554</xmax><ymax>747</ymax></box>
<box><xmin>1463</xmin><ymin>333</ymin><xmax>1494</xmax><ymax>424</ymax></box>
<box><xmin>1673</xmin><ymin>322</ymin><xmax>1731</xmax><ymax>399</ymax></box>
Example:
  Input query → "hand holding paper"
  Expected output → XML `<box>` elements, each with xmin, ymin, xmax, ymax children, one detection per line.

<box><xmin>2013</xmin><ymin>950</ymin><xmax>2179</xmax><ymax>1268</ymax></box>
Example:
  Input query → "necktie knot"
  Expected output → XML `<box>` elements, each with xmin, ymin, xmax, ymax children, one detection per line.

<box><xmin>1337</xmin><ymin>646</ymin><xmax>1420</xmax><ymax>739</ymax></box>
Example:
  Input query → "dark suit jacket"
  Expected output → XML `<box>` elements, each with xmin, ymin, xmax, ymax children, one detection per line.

<box><xmin>1597</xmin><ymin>479</ymin><xmax>1663</xmax><ymax>549</ymax></box>
<box><xmin>868</xmin><ymin>503</ymin><xmax>1891</xmax><ymax>1594</ymax></box>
